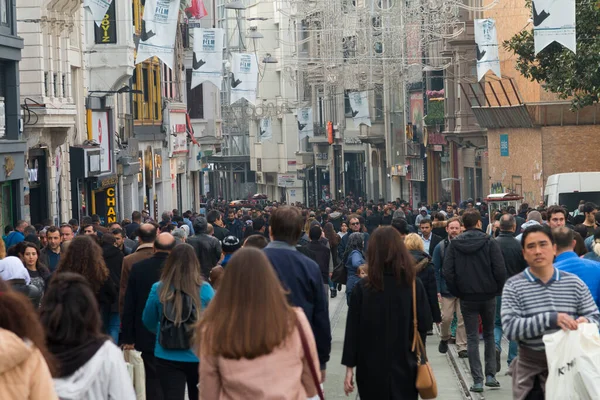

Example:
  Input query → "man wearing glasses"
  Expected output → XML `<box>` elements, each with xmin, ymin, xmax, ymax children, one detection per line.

<box><xmin>338</xmin><ymin>216</ymin><xmax>369</xmax><ymax>264</ymax></box>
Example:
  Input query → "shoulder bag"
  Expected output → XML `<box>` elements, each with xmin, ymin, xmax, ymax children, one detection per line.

<box><xmin>295</xmin><ymin>318</ymin><xmax>325</xmax><ymax>400</ymax></box>
<box><xmin>411</xmin><ymin>280</ymin><xmax>438</xmax><ymax>399</ymax></box>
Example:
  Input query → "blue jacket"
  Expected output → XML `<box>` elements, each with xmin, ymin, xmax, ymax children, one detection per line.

<box><xmin>432</xmin><ymin>239</ymin><xmax>451</xmax><ymax>296</ymax></box>
<box><xmin>555</xmin><ymin>251</ymin><xmax>600</xmax><ymax>309</ymax></box>
<box><xmin>4</xmin><ymin>231</ymin><xmax>25</xmax><ymax>248</ymax></box>
<box><xmin>263</xmin><ymin>241</ymin><xmax>331</xmax><ymax>369</ymax></box>
<box><xmin>142</xmin><ymin>281</ymin><xmax>214</xmax><ymax>362</ymax></box>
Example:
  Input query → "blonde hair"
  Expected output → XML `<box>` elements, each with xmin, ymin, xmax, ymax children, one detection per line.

<box><xmin>404</xmin><ymin>233</ymin><xmax>425</xmax><ymax>252</ymax></box>
<box><xmin>357</xmin><ymin>264</ymin><xmax>368</xmax><ymax>276</ymax></box>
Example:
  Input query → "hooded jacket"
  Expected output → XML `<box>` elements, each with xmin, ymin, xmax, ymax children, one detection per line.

<box><xmin>53</xmin><ymin>340</ymin><xmax>135</xmax><ymax>400</ymax></box>
<box><xmin>442</xmin><ymin>228</ymin><xmax>507</xmax><ymax>301</ymax></box>
<box><xmin>0</xmin><ymin>329</ymin><xmax>57</xmax><ymax>400</ymax></box>
<box><xmin>410</xmin><ymin>250</ymin><xmax>442</xmax><ymax>323</ymax></box>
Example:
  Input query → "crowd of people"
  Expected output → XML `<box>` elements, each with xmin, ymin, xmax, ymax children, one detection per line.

<box><xmin>0</xmin><ymin>196</ymin><xmax>599</xmax><ymax>399</ymax></box>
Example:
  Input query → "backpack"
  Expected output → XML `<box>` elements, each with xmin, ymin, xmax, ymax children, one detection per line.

<box><xmin>159</xmin><ymin>291</ymin><xmax>198</xmax><ymax>350</ymax></box>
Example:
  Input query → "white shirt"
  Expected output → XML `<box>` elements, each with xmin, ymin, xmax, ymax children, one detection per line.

<box><xmin>421</xmin><ymin>234</ymin><xmax>432</xmax><ymax>253</ymax></box>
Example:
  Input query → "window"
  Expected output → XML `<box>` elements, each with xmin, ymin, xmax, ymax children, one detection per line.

<box><xmin>133</xmin><ymin>61</ymin><xmax>162</xmax><ymax>123</ymax></box>
<box><xmin>344</xmin><ymin>90</ymin><xmax>353</xmax><ymax>117</ymax></box>
<box><xmin>0</xmin><ymin>0</ymin><xmax>8</xmax><ymax>25</ymax></box>
<box><xmin>343</xmin><ymin>36</ymin><xmax>356</xmax><ymax>62</ymax></box>
<box><xmin>374</xmin><ymin>84</ymin><xmax>384</xmax><ymax>121</ymax></box>
<box><xmin>186</xmin><ymin>69</ymin><xmax>204</xmax><ymax>119</ymax></box>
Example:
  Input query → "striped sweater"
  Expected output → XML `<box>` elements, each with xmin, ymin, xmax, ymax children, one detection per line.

<box><xmin>501</xmin><ymin>267</ymin><xmax>600</xmax><ymax>351</ymax></box>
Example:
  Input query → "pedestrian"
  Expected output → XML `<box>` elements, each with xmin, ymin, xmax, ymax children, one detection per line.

<box><xmin>0</xmin><ymin>281</ymin><xmax>58</xmax><ymax>400</ymax></box>
<box><xmin>208</xmin><ymin>265</ymin><xmax>224</xmax><ymax>290</ymax></box>
<box><xmin>242</xmin><ymin>234</ymin><xmax>269</xmax><ymax>249</ymax></box>
<box><xmin>4</xmin><ymin>220</ymin><xmax>28</xmax><ymax>248</ymax></box>
<box><xmin>343</xmin><ymin>232</ymin><xmax>366</xmax><ymax>306</ymax></box>
<box><xmin>338</xmin><ymin>216</ymin><xmax>369</xmax><ymax>265</ymax></box>
<box><xmin>494</xmin><ymin>214</ymin><xmax>527</xmax><ymax>371</ymax></box>
<box><xmin>263</xmin><ymin>206</ymin><xmax>331</xmax><ymax>381</ymax></box>
<box><xmin>122</xmin><ymin>232</ymin><xmax>176</xmax><ymax>400</ymax></box>
<box><xmin>581</xmin><ymin>202</ymin><xmax>598</xmax><ymax>237</ymax></box>
<box><xmin>432</xmin><ymin>217</ymin><xmax>467</xmax><ymax>357</ymax></box>
<box><xmin>0</xmin><ymin>256</ymin><xmax>42</xmax><ymax>307</ymax></box>
<box><xmin>306</xmin><ymin>225</ymin><xmax>333</xmax><ymax>301</ymax></box>
<box><xmin>39</xmin><ymin>226</ymin><xmax>62</xmax><ymax>272</ymax></box>
<box><xmin>142</xmin><ymin>243</ymin><xmax>215</xmax><ymax>400</ymax></box>
<box><xmin>583</xmin><ymin>228</ymin><xmax>600</xmax><ymax>262</ymax></box>
<box><xmin>197</xmin><ymin>247</ymin><xmax>322</xmax><ymax>399</ymax></box>
<box><xmin>405</xmin><ymin>233</ymin><xmax>442</xmax><ymax>336</ymax></box>
<box><xmin>502</xmin><ymin>224</ymin><xmax>600</xmax><ymax>399</ymax></box>
<box><xmin>187</xmin><ymin>217</ymin><xmax>222</xmax><ymax>279</ymax></box>
<box><xmin>443</xmin><ymin>209</ymin><xmax>506</xmax><ymax>392</ymax></box>
<box><xmin>219</xmin><ymin>235</ymin><xmax>241</xmax><ymax>267</ymax></box>
<box><xmin>225</xmin><ymin>210</ymin><xmax>243</xmax><ymax>240</ymax></box>
<box><xmin>100</xmin><ymin>233</ymin><xmax>124</xmax><ymax>344</ymax></box>
<box><xmin>19</xmin><ymin>242</ymin><xmax>51</xmax><ymax>308</ymax></box>
<box><xmin>419</xmin><ymin>218</ymin><xmax>442</xmax><ymax>256</ymax></box>
<box><xmin>515</xmin><ymin>211</ymin><xmax>543</xmax><ymax>241</ymax></box>
<box><xmin>40</xmin><ymin>272</ymin><xmax>135</xmax><ymax>399</ymax></box>
<box><xmin>207</xmin><ymin>210</ymin><xmax>230</xmax><ymax>241</ymax></box>
<box><xmin>56</xmin><ymin>235</ymin><xmax>117</xmax><ymax>334</ymax></box>
<box><xmin>337</xmin><ymin>222</ymin><xmax>348</xmax><ymax>239</ymax></box>
<box><xmin>323</xmin><ymin>222</ymin><xmax>340</xmax><ymax>298</ymax></box>
<box><xmin>414</xmin><ymin>206</ymin><xmax>429</xmax><ymax>231</ymax></box>
<box><xmin>342</xmin><ymin>226</ymin><xmax>433</xmax><ymax>399</ymax></box>
<box><xmin>126</xmin><ymin>211</ymin><xmax>142</xmax><ymax>239</ymax></box>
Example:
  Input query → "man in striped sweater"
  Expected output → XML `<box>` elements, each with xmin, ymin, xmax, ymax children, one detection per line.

<box><xmin>501</xmin><ymin>224</ymin><xmax>600</xmax><ymax>400</ymax></box>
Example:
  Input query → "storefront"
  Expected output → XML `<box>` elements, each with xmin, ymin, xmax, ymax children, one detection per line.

<box><xmin>0</xmin><ymin>150</ymin><xmax>26</xmax><ymax>229</ymax></box>
<box><xmin>27</xmin><ymin>148</ymin><xmax>48</xmax><ymax>225</ymax></box>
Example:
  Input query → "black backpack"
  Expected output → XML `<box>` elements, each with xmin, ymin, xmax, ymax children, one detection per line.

<box><xmin>159</xmin><ymin>291</ymin><xmax>198</xmax><ymax>350</ymax></box>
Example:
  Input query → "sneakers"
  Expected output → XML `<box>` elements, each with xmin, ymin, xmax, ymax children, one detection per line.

<box><xmin>458</xmin><ymin>350</ymin><xmax>468</xmax><ymax>358</ymax></box>
<box><xmin>496</xmin><ymin>348</ymin><xmax>501</xmax><ymax>373</ymax></box>
<box><xmin>470</xmin><ymin>383</ymin><xmax>483</xmax><ymax>393</ymax></box>
<box><xmin>485</xmin><ymin>375</ymin><xmax>500</xmax><ymax>388</ymax></box>
<box><xmin>330</xmin><ymin>289</ymin><xmax>337</xmax><ymax>298</ymax></box>
<box><xmin>438</xmin><ymin>340</ymin><xmax>448</xmax><ymax>354</ymax></box>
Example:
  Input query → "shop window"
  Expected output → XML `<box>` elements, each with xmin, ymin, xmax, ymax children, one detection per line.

<box><xmin>186</xmin><ymin>69</ymin><xmax>204</xmax><ymax>119</ymax></box>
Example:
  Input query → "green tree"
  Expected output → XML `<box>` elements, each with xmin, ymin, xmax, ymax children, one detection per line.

<box><xmin>503</xmin><ymin>0</ymin><xmax>600</xmax><ymax>109</ymax></box>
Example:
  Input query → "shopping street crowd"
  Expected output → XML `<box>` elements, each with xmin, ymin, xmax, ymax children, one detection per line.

<box><xmin>1</xmin><ymin>196</ymin><xmax>600</xmax><ymax>399</ymax></box>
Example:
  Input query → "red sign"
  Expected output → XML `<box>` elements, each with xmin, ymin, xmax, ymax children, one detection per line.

<box><xmin>174</xmin><ymin>124</ymin><xmax>186</xmax><ymax>133</ymax></box>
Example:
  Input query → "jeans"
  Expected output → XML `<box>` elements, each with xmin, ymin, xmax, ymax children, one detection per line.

<box><xmin>494</xmin><ymin>296</ymin><xmax>518</xmax><ymax>366</ymax></box>
<box><xmin>156</xmin><ymin>357</ymin><xmax>199</xmax><ymax>400</ymax></box>
<box><xmin>328</xmin><ymin>277</ymin><xmax>336</xmax><ymax>290</ymax></box>
<box><xmin>461</xmin><ymin>298</ymin><xmax>497</xmax><ymax>383</ymax></box>
<box><xmin>141</xmin><ymin>352</ymin><xmax>164</xmax><ymax>400</ymax></box>
<box><xmin>108</xmin><ymin>312</ymin><xmax>120</xmax><ymax>344</ymax></box>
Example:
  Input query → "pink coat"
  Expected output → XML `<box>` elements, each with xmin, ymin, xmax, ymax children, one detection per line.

<box><xmin>199</xmin><ymin>308</ymin><xmax>321</xmax><ymax>399</ymax></box>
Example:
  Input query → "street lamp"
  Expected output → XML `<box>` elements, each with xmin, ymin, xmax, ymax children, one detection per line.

<box><xmin>262</xmin><ymin>53</ymin><xmax>278</xmax><ymax>63</ymax></box>
<box><xmin>246</xmin><ymin>26</ymin><xmax>264</xmax><ymax>39</ymax></box>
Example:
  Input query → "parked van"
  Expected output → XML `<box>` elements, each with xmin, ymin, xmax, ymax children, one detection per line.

<box><xmin>544</xmin><ymin>172</ymin><xmax>600</xmax><ymax>213</ymax></box>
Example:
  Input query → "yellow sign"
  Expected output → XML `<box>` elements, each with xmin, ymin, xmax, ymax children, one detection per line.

<box><xmin>106</xmin><ymin>187</ymin><xmax>117</xmax><ymax>224</ymax></box>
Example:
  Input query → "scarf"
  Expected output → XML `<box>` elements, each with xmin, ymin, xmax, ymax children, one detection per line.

<box><xmin>0</xmin><ymin>256</ymin><xmax>31</xmax><ymax>285</ymax></box>
<box><xmin>48</xmin><ymin>337</ymin><xmax>107</xmax><ymax>378</ymax></box>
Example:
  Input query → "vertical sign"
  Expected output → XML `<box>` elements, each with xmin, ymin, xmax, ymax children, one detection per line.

<box><xmin>94</xmin><ymin>0</ymin><xmax>117</xmax><ymax>44</ymax></box>
<box><xmin>91</xmin><ymin>111</ymin><xmax>111</xmax><ymax>172</ymax></box>
<box><xmin>500</xmin><ymin>134</ymin><xmax>509</xmax><ymax>157</ymax></box>
<box><xmin>105</xmin><ymin>187</ymin><xmax>117</xmax><ymax>224</ymax></box>
<box><xmin>532</xmin><ymin>0</ymin><xmax>576</xmax><ymax>55</ymax></box>
<box><xmin>474</xmin><ymin>19</ymin><xmax>501</xmax><ymax>81</ymax></box>
<box><xmin>230</xmin><ymin>53</ymin><xmax>258</xmax><ymax>105</ymax></box>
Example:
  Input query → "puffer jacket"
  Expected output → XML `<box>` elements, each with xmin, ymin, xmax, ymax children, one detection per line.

<box><xmin>410</xmin><ymin>250</ymin><xmax>442</xmax><ymax>323</ymax></box>
<box><xmin>0</xmin><ymin>328</ymin><xmax>57</xmax><ymax>400</ymax></box>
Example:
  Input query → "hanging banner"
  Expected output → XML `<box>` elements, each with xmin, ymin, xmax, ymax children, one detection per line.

<box><xmin>136</xmin><ymin>0</ymin><xmax>180</xmax><ymax>70</ymax></box>
<box><xmin>532</xmin><ymin>0</ymin><xmax>576</xmax><ymax>55</ymax></box>
<box><xmin>185</xmin><ymin>0</ymin><xmax>208</xmax><ymax>19</ymax></box>
<box><xmin>191</xmin><ymin>28</ymin><xmax>224</xmax><ymax>89</ymax></box>
<box><xmin>91</xmin><ymin>111</ymin><xmax>111</xmax><ymax>173</ymax></box>
<box><xmin>230</xmin><ymin>53</ymin><xmax>258</xmax><ymax>105</ymax></box>
<box><xmin>259</xmin><ymin>117</ymin><xmax>273</xmax><ymax>142</ymax></box>
<box><xmin>349</xmin><ymin>91</ymin><xmax>371</xmax><ymax>128</ymax></box>
<box><xmin>84</xmin><ymin>0</ymin><xmax>113</xmax><ymax>27</ymax></box>
<box><xmin>474</xmin><ymin>19</ymin><xmax>501</xmax><ymax>82</ymax></box>
<box><xmin>297</xmin><ymin>107</ymin><xmax>313</xmax><ymax>140</ymax></box>
<box><xmin>94</xmin><ymin>0</ymin><xmax>117</xmax><ymax>44</ymax></box>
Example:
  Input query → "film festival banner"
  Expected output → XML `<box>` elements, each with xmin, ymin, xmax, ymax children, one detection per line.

<box><xmin>348</xmin><ymin>91</ymin><xmax>371</xmax><ymax>128</ymax></box>
<box><xmin>191</xmin><ymin>28</ymin><xmax>224</xmax><ymax>89</ymax></box>
<box><xmin>532</xmin><ymin>0</ymin><xmax>576</xmax><ymax>55</ymax></box>
<box><xmin>259</xmin><ymin>117</ymin><xmax>273</xmax><ymax>142</ymax></box>
<box><xmin>474</xmin><ymin>19</ymin><xmax>501</xmax><ymax>82</ymax></box>
<box><xmin>297</xmin><ymin>107</ymin><xmax>314</xmax><ymax>140</ymax></box>
<box><xmin>136</xmin><ymin>0</ymin><xmax>180</xmax><ymax>70</ymax></box>
<box><xmin>84</xmin><ymin>0</ymin><xmax>113</xmax><ymax>26</ymax></box>
<box><xmin>230</xmin><ymin>53</ymin><xmax>258</xmax><ymax>105</ymax></box>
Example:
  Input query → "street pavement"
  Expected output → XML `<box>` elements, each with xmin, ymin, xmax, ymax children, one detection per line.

<box><xmin>323</xmin><ymin>292</ymin><xmax>513</xmax><ymax>400</ymax></box>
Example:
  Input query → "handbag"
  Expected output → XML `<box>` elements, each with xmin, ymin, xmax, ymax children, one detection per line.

<box><xmin>296</xmin><ymin>318</ymin><xmax>325</xmax><ymax>400</ymax></box>
<box><xmin>411</xmin><ymin>280</ymin><xmax>438</xmax><ymax>399</ymax></box>
<box><xmin>123</xmin><ymin>349</ymin><xmax>147</xmax><ymax>400</ymax></box>
<box><xmin>331</xmin><ymin>261</ymin><xmax>347</xmax><ymax>285</ymax></box>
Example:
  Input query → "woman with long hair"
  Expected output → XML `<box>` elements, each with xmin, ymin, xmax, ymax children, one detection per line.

<box><xmin>0</xmin><ymin>279</ymin><xmax>58</xmax><ymax>400</ymax></box>
<box><xmin>143</xmin><ymin>243</ymin><xmax>215</xmax><ymax>400</ymax></box>
<box><xmin>40</xmin><ymin>273</ymin><xmax>135</xmax><ymax>398</ymax></box>
<box><xmin>19</xmin><ymin>242</ymin><xmax>51</xmax><ymax>307</ymax></box>
<box><xmin>197</xmin><ymin>247</ymin><xmax>321</xmax><ymax>399</ymax></box>
<box><xmin>324</xmin><ymin>222</ymin><xmax>341</xmax><ymax>298</ymax></box>
<box><xmin>338</xmin><ymin>222</ymin><xmax>349</xmax><ymax>238</ymax></box>
<box><xmin>56</xmin><ymin>235</ymin><xmax>117</xmax><ymax>333</ymax></box>
<box><xmin>344</xmin><ymin>232</ymin><xmax>366</xmax><ymax>306</ymax></box>
<box><xmin>342</xmin><ymin>226</ymin><xmax>433</xmax><ymax>399</ymax></box>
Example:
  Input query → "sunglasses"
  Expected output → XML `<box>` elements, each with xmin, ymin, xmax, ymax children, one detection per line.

<box><xmin>350</xmin><ymin>222</ymin><xmax>360</xmax><ymax>225</ymax></box>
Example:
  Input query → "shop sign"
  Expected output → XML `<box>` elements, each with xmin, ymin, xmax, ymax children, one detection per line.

<box><xmin>91</xmin><ymin>111</ymin><xmax>111</xmax><ymax>173</ymax></box>
<box><xmin>297</xmin><ymin>169</ymin><xmax>307</xmax><ymax>180</ymax></box>
<box><xmin>315</xmin><ymin>153</ymin><xmax>328</xmax><ymax>160</ymax></box>
<box><xmin>500</xmin><ymin>134</ymin><xmax>509</xmax><ymax>157</ymax></box>
<box><xmin>0</xmin><ymin>153</ymin><xmax>25</xmax><ymax>182</ymax></box>
<box><xmin>344</xmin><ymin>137</ymin><xmax>362</xmax><ymax>145</ymax></box>
<box><xmin>428</xmin><ymin>133</ymin><xmax>447</xmax><ymax>145</ymax></box>
<box><xmin>94</xmin><ymin>1</ymin><xmax>117</xmax><ymax>44</ymax></box>
<box><xmin>390</xmin><ymin>164</ymin><xmax>407</xmax><ymax>176</ymax></box>
<box><xmin>105</xmin><ymin>187</ymin><xmax>117</xmax><ymax>224</ymax></box>
<box><xmin>99</xmin><ymin>175</ymin><xmax>118</xmax><ymax>189</ymax></box>
<box><xmin>277</xmin><ymin>174</ymin><xmax>296</xmax><ymax>188</ymax></box>
<box><xmin>433</xmin><ymin>145</ymin><xmax>443</xmax><ymax>152</ymax></box>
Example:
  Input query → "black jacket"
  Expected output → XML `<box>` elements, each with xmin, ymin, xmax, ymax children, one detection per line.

<box><xmin>410</xmin><ymin>250</ymin><xmax>442</xmax><ymax>323</ymax></box>
<box><xmin>495</xmin><ymin>231</ymin><xmax>527</xmax><ymax>278</ymax></box>
<box><xmin>122</xmin><ymin>252</ymin><xmax>169</xmax><ymax>353</ymax></box>
<box><xmin>8</xmin><ymin>279</ymin><xmax>42</xmax><ymax>308</ymax></box>
<box><xmin>102</xmin><ymin>244</ymin><xmax>124</xmax><ymax>313</ymax></box>
<box><xmin>187</xmin><ymin>234</ymin><xmax>222</xmax><ymax>279</ymax></box>
<box><xmin>212</xmin><ymin>225</ymin><xmax>231</xmax><ymax>242</ymax></box>
<box><xmin>442</xmin><ymin>228</ymin><xmax>507</xmax><ymax>301</ymax></box>
<box><xmin>426</xmin><ymin>233</ymin><xmax>443</xmax><ymax>257</ymax></box>
<box><xmin>306</xmin><ymin>240</ymin><xmax>331</xmax><ymax>284</ymax></box>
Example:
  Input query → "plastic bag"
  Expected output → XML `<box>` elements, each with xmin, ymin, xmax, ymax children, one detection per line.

<box><xmin>543</xmin><ymin>323</ymin><xmax>600</xmax><ymax>400</ymax></box>
<box><xmin>123</xmin><ymin>349</ymin><xmax>147</xmax><ymax>400</ymax></box>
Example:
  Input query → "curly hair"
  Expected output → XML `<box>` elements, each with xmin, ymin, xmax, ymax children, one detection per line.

<box><xmin>56</xmin><ymin>235</ymin><xmax>109</xmax><ymax>293</ymax></box>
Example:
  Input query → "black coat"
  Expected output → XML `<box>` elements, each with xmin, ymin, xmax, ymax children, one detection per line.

<box><xmin>443</xmin><ymin>228</ymin><xmax>507</xmax><ymax>301</ymax></box>
<box><xmin>102</xmin><ymin>244</ymin><xmax>124</xmax><ymax>313</ymax></box>
<box><xmin>187</xmin><ymin>234</ymin><xmax>222</xmax><ymax>279</ymax></box>
<box><xmin>213</xmin><ymin>225</ymin><xmax>231</xmax><ymax>241</ymax></box>
<box><xmin>342</xmin><ymin>277</ymin><xmax>433</xmax><ymax>400</ymax></box>
<box><xmin>306</xmin><ymin>240</ymin><xmax>331</xmax><ymax>284</ymax></box>
<box><xmin>410</xmin><ymin>250</ymin><xmax>442</xmax><ymax>324</ymax></box>
<box><xmin>495</xmin><ymin>231</ymin><xmax>527</xmax><ymax>278</ymax></box>
<box><xmin>427</xmin><ymin>233</ymin><xmax>443</xmax><ymax>257</ymax></box>
<box><xmin>121</xmin><ymin>252</ymin><xmax>169</xmax><ymax>353</ymax></box>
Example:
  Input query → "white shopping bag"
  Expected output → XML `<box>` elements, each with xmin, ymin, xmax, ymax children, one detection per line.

<box><xmin>543</xmin><ymin>323</ymin><xmax>600</xmax><ymax>400</ymax></box>
<box><xmin>124</xmin><ymin>349</ymin><xmax>147</xmax><ymax>400</ymax></box>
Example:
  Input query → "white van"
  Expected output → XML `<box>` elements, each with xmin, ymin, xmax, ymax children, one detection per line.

<box><xmin>544</xmin><ymin>172</ymin><xmax>600</xmax><ymax>213</ymax></box>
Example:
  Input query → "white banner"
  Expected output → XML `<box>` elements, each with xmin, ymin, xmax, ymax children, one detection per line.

<box><xmin>84</xmin><ymin>0</ymin><xmax>113</xmax><ymax>26</ymax></box>
<box><xmin>349</xmin><ymin>91</ymin><xmax>371</xmax><ymax>128</ymax></box>
<box><xmin>259</xmin><ymin>117</ymin><xmax>272</xmax><ymax>142</ymax></box>
<box><xmin>474</xmin><ymin>19</ymin><xmax>501</xmax><ymax>82</ymax></box>
<box><xmin>136</xmin><ymin>0</ymin><xmax>180</xmax><ymax>70</ymax></box>
<box><xmin>91</xmin><ymin>111</ymin><xmax>111</xmax><ymax>173</ymax></box>
<box><xmin>191</xmin><ymin>28</ymin><xmax>224</xmax><ymax>89</ymax></box>
<box><xmin>532</xmin><ymin>0</ymin><xmax>576</xmax><ymax>55</ymax></box>
<box><xmin>297</xmin><ymin>107</ymin><xmax>313</xmax><ymax>140</ymax></box>
<box><xmin>230</xmin><ymin>53</ymin><xmax>258</xmax><ymax>105</ymax></box>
